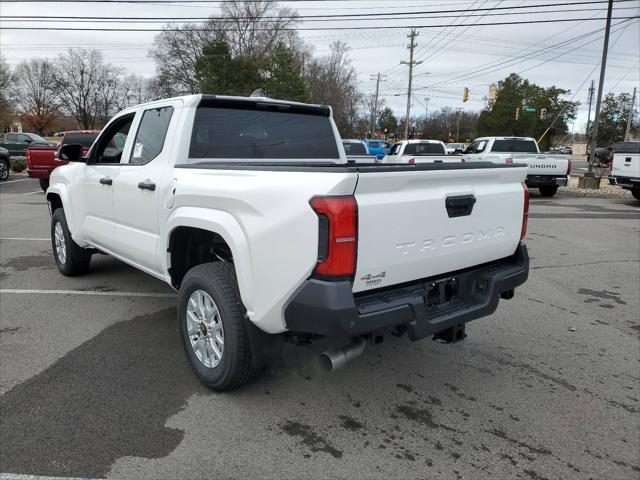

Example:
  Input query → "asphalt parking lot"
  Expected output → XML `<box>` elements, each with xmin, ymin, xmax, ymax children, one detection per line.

<box><xmin>1</xmin><ymin>177</ymin><xmax>639</xmax><ymax>480</ymax></box>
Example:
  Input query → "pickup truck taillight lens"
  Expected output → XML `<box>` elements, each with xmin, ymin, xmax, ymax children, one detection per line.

<box><xmin>310</xmin><ymin>195</ymin><xmax>358</xmax><ymax>279</ymax></box>
<box><xmin>506</xmin><ymin>157</ymin><xmax>513</xmax><ymax>165</ymax></box>
<box><xmin>521</xmin><ymin>183</ymin><xmax>529</xmax><ymax>241</ymax></box>
<box><xmin>567</xmin><ymin>159</ymin><xmax>572</xmax><ymax>176</ymax></box>
<box><xmin>408</xmin><ymin>158</ymin><xmax>416</xmax><ymax>165</ymax></box>
<box><xmin>26</xmin><ymin>149</ymin><xmax>31</xmax><ymax>168</ymax></box>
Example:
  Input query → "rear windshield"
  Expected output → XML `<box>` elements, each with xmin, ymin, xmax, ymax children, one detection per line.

<box><xmin>404</xmin><ymin>142</ymin><xmax>445</xmax><ymax>155</ymax></box>
<box><xmin>611</xmin><ymin>142</ymin><xmax>640</xmax><ymax>153</ymax></box>
<box><xmin>343</xmin><ymin>142</ymin><xmax>367</xmax><ymax>155</ymax></box>
<box><xmin>188</xmin><ymin>107</ymin><xmax>339</xmax><ymax>161</ymax></box>
<box><xmin>63</xmin><ymin>133</ymin><xmax>98</xmax><ymax>148</ymax></box>
<box><xmin>491</xmin><ymin>139</ymin><xmax>537</xmax><ymax>153</ymax></box>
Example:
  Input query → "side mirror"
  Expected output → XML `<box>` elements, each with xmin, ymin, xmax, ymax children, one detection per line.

<box><xmin>58</xmin><ymin>144</ymin><xmax>85</xmax><ymax>162</ymax></box>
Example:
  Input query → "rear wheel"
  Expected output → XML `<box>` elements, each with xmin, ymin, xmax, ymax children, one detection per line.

<box><xmin>632</xmin><ymin>187</ymin><xmax>640</xmax><ymax>201</ymax></box>
<box><xmin>0</xmin><ymin>159</ymin><xmax>9</xmax><ymax>181</ymax></box>
<box><xmin>39</xmin><ymin>178</ymin><xmax>49</xmax><ymax>191</ymax></box>
<box><xmin>51</xmin><ymin>208</ymin><xmax>92</xmax><ymax>276</ymax></box>
<box><xmin>539</xmin><ymin>185</ymin><xmax>558</xmax><ymax>197</ymax></box>
<box><xmin>178</xmin><ymin>262</ymin><xmax>256</xmax><ymax>390</ymax></box>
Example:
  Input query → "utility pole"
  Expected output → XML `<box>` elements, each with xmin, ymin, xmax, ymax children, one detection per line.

<box><xmin>401</xmin><ymin>29</ymin><xmax>422</xmax><ymax>140</ymax></box>
<box><xmin>587</xmin><ymin>0</ymin><xmax>613</xmax><ymax>177</ymax></box>
<box><xmin>424</xmin><ymin>96</ymin><xmax>430</xmax><ymax>121</ymax></box>
<box><xmin>586</xmin><ymin>80</ymin><xmax>595</xmax><ymax>134</ymax></box>
<box><xmin>369</xmin><ymin>73</ymin><xmax>382</xmax><ymax>139</ymax></box>
<box><xmin>456</xmin><ymin>107</ymin><xmax>463</xmax><ymax>142</ymax></box>
<box><xmin>624</xmin><ymin>87</ymin><xmax>636</xmax><ymax>141</ymax></box>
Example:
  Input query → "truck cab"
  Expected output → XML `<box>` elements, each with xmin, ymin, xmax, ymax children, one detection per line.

<box><xmin>608</xmin><ymin>141</ymin><xmax>640</xmax><ymax>201</ymax></box>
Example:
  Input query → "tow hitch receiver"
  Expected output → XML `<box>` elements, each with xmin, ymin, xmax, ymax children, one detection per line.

<box><xmin>433</xmin><ymin>323</ymin><xmax>467</xmax><ymax>344</ymax></box>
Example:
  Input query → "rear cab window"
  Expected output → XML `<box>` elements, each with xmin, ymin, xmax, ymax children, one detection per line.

<box><xmin>63</xmin><ymin>133</ymin><xmax>98</xmax><ymax>148</ymax></box>
<box><xmin>491</xmin><ymin>139</ymin><xmax>538</xmax><ymax>153</ymax></box>
<box><xmin>343</xmin><ymin>142</ymin><xmax>367</xmax><ymax>155</ymax></box>
<box><xmin>404</xmin><ymin>143</ymin><xmax>445</xmax><ymax>155</ymax></box>
<box><xmin>187</xmin><ymin>99</ymin><xmax>339</xmax><ymax>163</ymax></box>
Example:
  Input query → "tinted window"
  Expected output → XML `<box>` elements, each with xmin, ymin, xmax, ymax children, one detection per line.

<box><xmin>389</xmin><ymin>143</ymin><xmax>401</xmax><ymax>155</ymax></box>
<box><xmin>92</xmin><ymin>114</ymin><xmax>134</xmax><ymax>164</ymax></box>
<box><xmin>188</xmin><ymin>107</ymin><xmax>339</xmax><ymax>161</ymax></box>
<box><xmin>342</xmin><ymin>142</ymin><xmax>367</xmax><ymax>155</ymax></box>
<box><xmin>131</xmin><ymin>106</ymin><xmax>174</xmax><ymax>164</ymax></box>
<box><xmin>63</xmin><ymin>133</ymin><xmax>98</xmax><ymax>148</ymax></box>
<box><xmin>368</xmin><ymin>141</ymin><xmax>380</xmax><ymax>148</ymax></box>
<box><xmin>611</xmin><ymin>142</ymin><xmax>640</xmax><ymax>153</ymax></box>
<box><xmin>25</xmin><ymin>133</ymin><xmax>47</xmax><ymax>143</ymax></box>
<box><xmin>5</xmin><ymin>134</ymin><xmax>17</xmax><ymax>142</ymax></box>
<box><xmin>491</xmin><ymin>139</ymin><xmax>537</xmax><ymax>153</ymax></box>
<box><xmin>404</xmin><ymin>143</ymin><xmax>445</xmax><ymax>155</ymax></box>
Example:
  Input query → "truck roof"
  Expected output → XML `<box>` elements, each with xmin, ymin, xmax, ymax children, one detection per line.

<box><xmin>118</xmin><ymin>94</ymin><xmax>331</xmax><ymax>116</ymax></box>
<box><xmin>475</xmin><ymin>136</ymin><xmax>536</xmax><ymax>141</ymax></box>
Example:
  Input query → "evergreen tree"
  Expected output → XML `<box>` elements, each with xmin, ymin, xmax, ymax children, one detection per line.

<box><xmin>264</xmin><ymin>43</ymin><xmax>310</xmax><ymax>102</ymax></box>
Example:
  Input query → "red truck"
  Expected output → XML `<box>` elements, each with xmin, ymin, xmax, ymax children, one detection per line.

<box><xmin>26</xmin><ymin>130</ymin><xmax>99</xmax><ymax>191</ymax></box>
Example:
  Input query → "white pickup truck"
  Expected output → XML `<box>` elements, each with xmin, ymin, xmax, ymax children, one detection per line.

<box><xmin>382</xmin><ymin>140</ymin><xmax>458</xmax><ymax>164</ymax></box>
<box><xmin>608</xmin><ymin>141</ymin><xmax>640</xmax><ymax>200</ymax></box>
<box><xmin>463</xmin><ymin>136</ymin><xmax>570</xmax><ymax>197</ymax></box>
<box><xmin>47</xmin><ymin>94</ymin><xmax>530</xmax><ymax>390</ymax></box>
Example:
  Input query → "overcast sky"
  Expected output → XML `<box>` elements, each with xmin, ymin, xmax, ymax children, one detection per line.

<box><xmin>1</xmin><ymin>0</ymin><xmax>638</xmax><ymax>132</ymax></box>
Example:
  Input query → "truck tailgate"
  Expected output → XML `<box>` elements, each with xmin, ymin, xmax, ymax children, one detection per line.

<box><xmin>612</xmin><ymin>152</ymin><xmax>640</xmax><ymax>178</ymax></box>
<box><xmin>516</xmin><ymin>154</ymin><xmax>569</xmax><ymax>176</ymax></box>
<box><xmin>352</xmin><ymin>165</ymin><xmax>527</xmax><ymax>293</ymax></box>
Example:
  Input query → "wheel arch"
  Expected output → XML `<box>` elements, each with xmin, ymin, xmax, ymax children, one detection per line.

<box><xmin>163</xmin><ymin>207</ymin><xmax>254</xmax><ymax>318</ymax></box>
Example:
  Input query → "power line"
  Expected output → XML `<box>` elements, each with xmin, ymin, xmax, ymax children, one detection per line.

<box><xmin>2</xmin><ymin>16</ymin><xmax>636</xmax><ymax>31</ymax></box>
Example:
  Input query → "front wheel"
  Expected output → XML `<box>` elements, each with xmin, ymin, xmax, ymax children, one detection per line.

<box><xmin>632</xmin><ymin>187</ymin><xmax>640</xmax><ymax>201</ymax></box>
<box><xmin>51</xmin><ymin>208</ymin><xmax>92</xmax><ymax>276</ymax></box>
<box><xmin>539</xmin><ymin>185</ymin><xmax>558</xmax><ymax>197</ymax></box>
<box><xmin>178</xmin><ymin>262</ymin><xmax>256</xmax><ymax>390</ymax></box>
<box><xmin>39</xmin><ymin>178</ymin><xmax>49</xmax><ymax>191</ymax></box>
<box><xmin>0</xmin><ymin>159</ymin><xmax>9</xmax><ymax>181</ymax></box>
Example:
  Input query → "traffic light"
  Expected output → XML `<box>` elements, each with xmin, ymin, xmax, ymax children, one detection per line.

<box><xmin>540</xmin><ymin>108</ymin><xmax>547</xmax><ymax>119</ymax></box>
<box><xmin>463</xmin><ymin>87</ymin><xmax>469</xmax><ymax>102</ymax></box>
<box><xmin>515</xmin><ymin>107</ymin><xmax>520</xmax><ymax>120</ymax></box>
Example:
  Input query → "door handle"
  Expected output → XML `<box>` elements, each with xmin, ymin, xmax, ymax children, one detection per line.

<box><xmin>445</xmin><ymin>195</ymin><xmax>476</xmax><ymax>218</ymax></box>
<box><xmin>99</xmin><ymin>177</ymin><xmax>112</xmax><ymax>185</ymax></box>
<box><xmin>138</xmin><ymin>181</ymin><xmax>156</xmax><ymax>191</ymax></box>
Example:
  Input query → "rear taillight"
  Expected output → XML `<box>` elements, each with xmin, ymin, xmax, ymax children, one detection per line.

<box><xmin>506</xmin><ymin>157</ymin><xmax>513</xmax><ymax>165</ymax></box>
<box><xmin>520</xmin><ymin>183</ymin><xmax>529</xmax><ymax>241</ymax></box>
<box><xmin>408</xmin><ymin>158</ymin><xmax>416</xmax><ymax>165</ymax></box>
<box><xmin>26</xmin><ymin>149</ymin><xmax>31</xmax><ymax>167</ymax></box>
<box><xmin>567</xmin><ymin>159</ymin><xmax>571</xmax><ymax>176</ymax></box>
<box><xmin>310</xmin><ymin>196</ymin><xmax>358</xmax><ymax>279</ymax></box>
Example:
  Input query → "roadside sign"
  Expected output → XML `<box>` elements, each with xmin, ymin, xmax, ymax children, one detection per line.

<box><xmin>523</xmin><ymin>106</ymin><xmax>536</xmax><ymax>113</ymax></box>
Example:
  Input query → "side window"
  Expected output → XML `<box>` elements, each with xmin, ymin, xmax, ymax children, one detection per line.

<box><xmin>6</xmin><ymin>134</ymin><xmax>17</xmax><ymax>142</ymax></box>
<box><xmin>18</xmin><ymin>135</ymin><xmax>31</xmax><ymax>144</ymax></box>
<box><xmin>476</xmin><ymin>141</ymin><xmax>487</xmax><ymax>153</ymax></box>
<box><xmin>130</xmin><ymin>106</ymin><xmax>174</xmax><ymax>165</ymax></box>
<box><xmin>389</xmin><ymin>143</ymin><xmax>401</xmax><ymax>155</ymax></box>
<box><xmin>91</xmin><ymin>114</ymin><xmax>135</xmax><ymax>164</ymax></box>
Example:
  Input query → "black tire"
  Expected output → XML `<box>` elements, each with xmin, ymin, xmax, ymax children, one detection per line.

<box><xmin>0</xmin><ymin>158</ymin><xmax>9</xmax><ymax>181</ymax></box>
<box><xmin>39</xmin><ymin>178</ymin><xmax>49</xmax><ymax>191</ymax></box>
<box><xmin>632</xmin><ymin>187</ymin><xmax>640</xmax><ymax>201</ymax></box>
<box><xmin>178</xmin><ymin>262</ymin><xmax>256</xmax><ymax>390</ymax></box>
<box><xmin>539</xmin><ymin>185</ymin><xmax>558</xmax><ymax>197</ymax></box>
<box><xmin>51</xmin><ymin>208</ymin><xmax>92</xmax><ymax>276</ymax></box>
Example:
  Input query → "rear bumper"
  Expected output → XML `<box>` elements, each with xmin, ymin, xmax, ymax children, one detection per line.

<box><xmin>27</xmin><ymin>168</ymin><xmax>51</xmax><ymax>179</ymax></box>
<box><xmin>284</xmin><ymin>244</ymin><xmax>529</xmax><ymax>341</ymax></box>
<box><xmin>608</xmin><ymin>175</ymin><xmax>640</xmax><ymax>189</ymax></box>
<box><xmin>526</xmin><ymin>174</ymin><xmax>568</xmax><ymax>187</ymax></box>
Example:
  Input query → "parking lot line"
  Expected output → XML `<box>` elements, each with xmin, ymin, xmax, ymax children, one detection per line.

<box><xmin>0</xmin><ymin>237</ymin><xmax>49</xmax><ymax>241</ymax></box>
<box><xmin>0</xmin><ymin>178</ymin><xmax>31</xmax><ymax>185</ymax></box>
<box><xmin>0</xmin><ymin>474</ymin><xmax>103</xmax><ymax>480</ymax></box>
<box><xmin>24</xmin><ymin>190</ymin><xmax>44</xmax><ymax>195</ymax></box>
<box><xmin>0</xmin><ymin>289</ymin><xmax>175</xmax><ymax>298</ymax></box>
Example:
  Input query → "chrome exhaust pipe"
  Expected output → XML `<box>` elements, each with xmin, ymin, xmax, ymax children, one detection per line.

<box><xmin>318</xmin><ymin>337</ymin><xmax>366</xmax><ymax>372</ymax></box>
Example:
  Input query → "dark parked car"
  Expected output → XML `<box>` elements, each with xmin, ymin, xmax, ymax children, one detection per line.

<box><xmin>1</xmin><ymin>132</ymin><xmax>57</xmax><ymax>157</ymax></box>
<box><xmin>0</xmin><ymin>147</ymin><xmax>10</xmax><ymax>181</ymax></box>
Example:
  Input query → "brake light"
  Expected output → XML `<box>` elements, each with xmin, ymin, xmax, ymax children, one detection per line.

<box><xmin>310</xmin><ymin>196</ymin><xmax>358</xmax><ymax>278</ymax></box>
<box><xmin>506</xmin><ymin>157</ymin><xmax>513</xmax><ymax>165</ymax></box>
<box><xmin>408</xmin><ymin>158</ymin><xmax>416</xmax><ymax>165</ymax></box>
<box><xmin>521</xmin><ymin>183</ymin><xmax>529</xmax><ymax>241</ymax></box>
<box><xmin>567</xmin><ymin>159</ymin><xmax>572</xmax><ymax>176</ymax></box>
<box><xmin>26</xmin><ymin>149</ymin><xmax>31</xmax><ymax>167</ymax></box>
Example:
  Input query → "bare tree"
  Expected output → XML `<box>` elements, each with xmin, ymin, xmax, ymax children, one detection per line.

<box><xmin>305</xmin><ymin>41</ymin><xmax>362</xmax><ymax>137</ymax></box>
<box><xmin>0</xmin><ymin>56</ymin><xmax>16</xmax><ymax>130</ymax></box>
<box><xmin>149</xmin><ymin>0</ymin><xmax>301</xmax><ymax>95</ymax></box>
<box><xmin>118</xmin><ymin>74</ymin><xmax>151</xmax><ymax>108</ymax></box>
<box><xmin>12</xmin><ymin>59</ymin><xmax>60</xmax><ymax>134</ymax></box>
<box><xmin>55</xmin><ymin>49</ymin><xmax>109</xmax><ymax>129</ymax></box>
